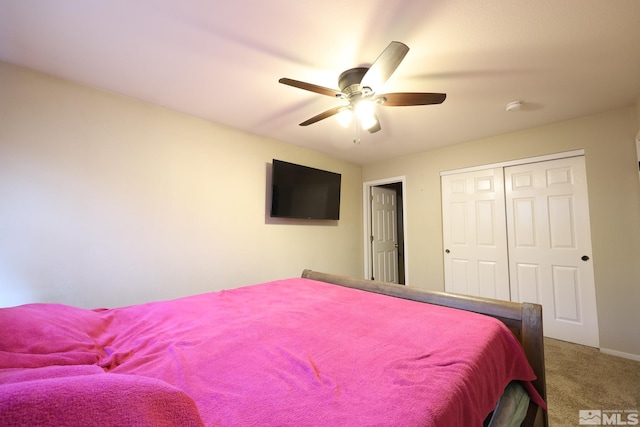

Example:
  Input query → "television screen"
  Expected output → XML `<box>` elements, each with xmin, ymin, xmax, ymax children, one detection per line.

<box><xmin>270</xmin><ymin>160</ymin><xmax>341</xmax><ymax>220</ymax></box>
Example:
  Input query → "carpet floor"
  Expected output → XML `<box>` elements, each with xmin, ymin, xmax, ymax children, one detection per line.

<box><xmin>544</xmin><ymin>338</ymin><xmax>640</xmax><ymax>426</ymax></box>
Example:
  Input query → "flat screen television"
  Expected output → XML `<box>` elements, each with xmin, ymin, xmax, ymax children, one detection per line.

<box><xmin>270</xmin><ymin>159</ymin><xmax>341</xmax><ymax>220</ymax></box>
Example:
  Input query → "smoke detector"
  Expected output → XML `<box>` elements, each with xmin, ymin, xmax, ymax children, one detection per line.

<box><xmin>506</xmin><ymin>100</ymin><xmax>523</xmax><ymax>112</ymax></box>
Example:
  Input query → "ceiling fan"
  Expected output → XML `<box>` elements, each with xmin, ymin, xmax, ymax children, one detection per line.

<box><xmin>279</xmin><ymin>41</ymin><xmax>446</xmax><ymax>134</ymax></box>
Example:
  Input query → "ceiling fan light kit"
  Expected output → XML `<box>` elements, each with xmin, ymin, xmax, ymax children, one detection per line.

<box><xmin>336</xmin><ymin>108</ymin><xmax>353</xmax><ymax>128</ymax></box>
<box><xmin>279</xmin><ymin>41</ymin><xmax>446</xmax><ymax>137</ymax></box>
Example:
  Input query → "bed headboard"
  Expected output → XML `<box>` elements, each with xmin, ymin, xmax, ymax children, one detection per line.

<box><xmin>301</xmin><ymin>269</ymin><xmax>547</xmax><ymax>427</ymax></box>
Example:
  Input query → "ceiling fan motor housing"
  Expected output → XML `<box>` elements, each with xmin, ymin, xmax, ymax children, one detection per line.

<box><xmin>338</xmin><ymin>67</ymin><xmax>369</xmax><ymax>96</ymax></box>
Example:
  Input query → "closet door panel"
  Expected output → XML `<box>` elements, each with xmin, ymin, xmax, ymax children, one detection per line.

<box><xmin>441</xmin><ymin>168</ymin><xmax>510</xmax><ymax>300</ymax></box>
<box><xmin>505</xmin><ymin>156</ymin><xmax>599</xmax><ymax>347</ymax></box>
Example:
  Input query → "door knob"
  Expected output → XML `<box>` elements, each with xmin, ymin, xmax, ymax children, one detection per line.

<box><xmin>581</xmin><ymin>255</ymin><xmax>590</xmax><ymax>261</ymax></box>
<box><xmin>445</xmin><ymin>249</ymin><xmax>450</xmax><ymax>254</ymax></box>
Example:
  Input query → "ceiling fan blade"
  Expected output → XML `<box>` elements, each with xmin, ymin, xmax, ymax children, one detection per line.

<box><xmin>279</xmin><ymin>78</ymin><xmax>341</xmax><ymax>98</ymax></box>
<box><xmin>360</xmin><ymin>41</ymin><xmax>409</xmax><ymax>90</ymax></box>
<box><xmin>379</xmin><ymin>92</ymin><xmax>446</xmax><ymax>106</ymax></box>
<box><xmin>299</xmin><ymin>106</ymin><xmax>345</xmax><ymax>126</ymax></box>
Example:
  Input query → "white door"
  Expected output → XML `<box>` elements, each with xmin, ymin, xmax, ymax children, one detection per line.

<box><xmin>441</xmin><ymin>168</ymin><xmax>511</xmax><ymax>300</ymax></box>
<box><xmin>371</xmin><ymin>187</ymin><xmax>399</xmax><ymax>283</ymax></box>
<box><xmin>505</xmin><ymin>156</ymin><xmax>599</xmax><ymax>347</ymax></box>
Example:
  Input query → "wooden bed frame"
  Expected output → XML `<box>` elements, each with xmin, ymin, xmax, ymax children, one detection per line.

<box><xmin>301</xmin><ymin>269</ymin><xmax>548</xmax><ymax>427</ymax></box>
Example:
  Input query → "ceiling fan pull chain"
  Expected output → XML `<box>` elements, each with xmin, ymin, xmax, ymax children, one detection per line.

<box><xmin>353</xmin><ymin>115</ymin><xmax>361</xmax><ymax>144</ymax></box>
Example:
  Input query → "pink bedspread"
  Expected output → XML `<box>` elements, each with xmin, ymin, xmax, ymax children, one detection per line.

<box><xmin>0</xmin><ymin>278</ymin><xmax>543</xmax><ymax>426</ymax></box>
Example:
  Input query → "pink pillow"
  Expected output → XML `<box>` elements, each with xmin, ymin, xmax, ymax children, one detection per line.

<box><xmin>0</xmin><ymin>303</ymin><xmax>108</xmax><ymax>368</ymax></box>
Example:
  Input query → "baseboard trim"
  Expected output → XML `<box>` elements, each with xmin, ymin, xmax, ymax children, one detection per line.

<box><xmin>600</xmin><ymin>347</ymin><xmax>640</xmax><ymax>362</ymax></box>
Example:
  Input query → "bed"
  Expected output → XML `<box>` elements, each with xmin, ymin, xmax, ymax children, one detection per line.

<box><xmin>0</xmin><ymin>270</ymin><xmax>547</xmax><ymax>426</ymax></box>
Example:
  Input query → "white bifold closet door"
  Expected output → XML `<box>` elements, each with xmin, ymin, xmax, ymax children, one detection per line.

<box><xmin>442</xmin><ymin>156</ymin><xmax>599</xmax><ymax>347</ymax></box>
<box><xmin>441</xmin><ymin>168</ymin><xmax>510</xmax><ymax>300</ymax></box>
<box><xmin>505</xmin><ymin>156</ymin><xmax>599</xmax><ymax>347</ymax></box>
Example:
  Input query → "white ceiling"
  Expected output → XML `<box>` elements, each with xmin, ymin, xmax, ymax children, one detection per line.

<box><xmin>1</xmin><ymin>0</ymin><xmax>639</xmax><ymax>165</ymax></box>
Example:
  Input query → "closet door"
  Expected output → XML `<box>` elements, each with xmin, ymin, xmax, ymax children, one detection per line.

<box><xmin>505</xmin><ymin>156</ymin><xmax>599</xmax><ymax>347</ymax></box>
<box><xmin>441</xmin><ymin>168</ymin><xmax>510</xmax><ymax>300</ymax></box>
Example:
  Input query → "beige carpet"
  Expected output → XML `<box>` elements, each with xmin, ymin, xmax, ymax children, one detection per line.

<box><xmin>544</xmin><ymin>338</ymin><xmax>640</xmax><ymax>426</ymax></box>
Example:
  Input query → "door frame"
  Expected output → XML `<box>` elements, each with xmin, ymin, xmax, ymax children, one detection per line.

<box><xmin>440</xmin><ymin>149</ymin><xmax>585</xmax><ymax>176</ymax></box>
<box><xmin>363</xmin><ymin>176</ymin><xmax>408</xmax><ymax>283</ymax></box>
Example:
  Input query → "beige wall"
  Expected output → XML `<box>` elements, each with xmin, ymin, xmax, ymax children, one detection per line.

<box><xmin>363</xmin><ymin>105</ymin><xmax>640</xmax><ymax>357</ymax></box>
<box><xmin>0</xmin><ymin>61</ymin><xmax>364</xmax><ymax>309</ymax></box>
